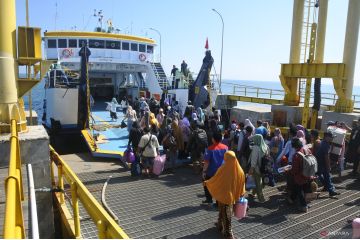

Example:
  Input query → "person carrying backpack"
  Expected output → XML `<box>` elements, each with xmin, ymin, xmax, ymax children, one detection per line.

<box><xmin>187</xmin><ymin>120</ymin><xmax>208</xmax><ymax>173</ymax></box>
<box><xmin>287</xmin><ymin>137</ymin><xmax>315</xmax><ymax>213</ymax></box>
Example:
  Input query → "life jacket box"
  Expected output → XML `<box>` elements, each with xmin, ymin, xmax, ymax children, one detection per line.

<box><xmin>327</xmin><ymin>126</ymin><xmax>346</xmax><ymax>155</ymax></box>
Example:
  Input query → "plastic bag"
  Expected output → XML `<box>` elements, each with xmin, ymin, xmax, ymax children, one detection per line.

<box><xmin>124</xmin><ymin>147</ymin><xmax>135</xmax><ymax>163</ymax></box>
<box><xmin>245</xmin><ymin>175</ymin><xmax>256</xmax><ymax>190</ymax></box>
<box><xmin>120</xmin><ymin>120</ymin><xmax>127</xmax><ymax>128</ymax></box>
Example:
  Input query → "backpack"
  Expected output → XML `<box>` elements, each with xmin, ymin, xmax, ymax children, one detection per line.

<box><xmin>233</xmin><ymin>130</ymin><xmax>241</xmax><ymax>145</ymax></box>
<box><xmin>260</xmin><ymin>154</ymin><xmax>273</xmax><ymax>174</ymax></box>
<box><xmin>163</xmin><ymin>133</ymin><xmax>177</xmax><ymax>151</ymax></box>
<box><xmin>195</xmin><ymin>129</ymin><xmax>208</xmax><ymax>150</ymax></box>
<box><xmin>297</xmin><ymin>152</ymin><xmax>318</xmax><ymax>177</ymax></box>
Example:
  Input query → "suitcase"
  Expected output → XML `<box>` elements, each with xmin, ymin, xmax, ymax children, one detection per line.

<box><xmin>153</xmin><ymin>155</ymin><xmax>166</xmax><ymax>175</ymax></box>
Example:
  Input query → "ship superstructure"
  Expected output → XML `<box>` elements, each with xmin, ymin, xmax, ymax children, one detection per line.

<box><xmin>42</xmin><ymin>31</ymin><xmax>165</xmax><ymax>130</ymax></box>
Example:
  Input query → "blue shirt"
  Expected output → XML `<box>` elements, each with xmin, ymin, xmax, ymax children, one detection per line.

<box><xmin>204</xmin><ymin>143</ymin><xmax>228</xmax><ymax>177</ymax></box>
<box><xmin>255</xmin><ymin>126</ymin><xmax>268</xmax><ymax>138</ymax></box>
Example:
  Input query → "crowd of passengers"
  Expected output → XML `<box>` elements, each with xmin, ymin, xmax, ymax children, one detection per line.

<box><xmin>109</xmin><ymin>95</ymin><xmax>360</xmax><ymax>239</ymax></box>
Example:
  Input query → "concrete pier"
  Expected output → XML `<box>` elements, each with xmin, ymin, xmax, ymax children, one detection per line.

<box><xmin>230</xmin><ymin>105</ymin><xmax>272</xmax><ymax>124</ymax></box>
<box><xmin>0</xmin><ymin>125</ymin><xmax>54</xmax><ymax>238</ymax></box>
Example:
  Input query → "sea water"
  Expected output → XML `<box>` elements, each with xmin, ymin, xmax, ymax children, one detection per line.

<box><xmin>22</xmin><ymin>79</ymin><xmax>360</xmax><ymax>124</ymax></box>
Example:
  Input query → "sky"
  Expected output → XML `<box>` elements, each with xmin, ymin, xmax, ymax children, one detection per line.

<box><xmin>15</xmin><ymin>0</ymin><xmax>360</xmax><ymax>86</ymax></box>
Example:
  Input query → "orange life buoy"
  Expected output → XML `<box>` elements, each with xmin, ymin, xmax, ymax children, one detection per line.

<box><xmin>62</xmin><ymin>48</ymin><xmax>73</xmax><ymax>58</ymax></box>
<box><xmin>139</xmin><ymin>53</ymin><xmax>146</xmax><ymax>61</ymax></box>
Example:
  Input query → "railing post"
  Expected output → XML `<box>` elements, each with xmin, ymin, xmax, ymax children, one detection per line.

<box><xmin>244</xmin><ymin>87</ymin><xmax>247</xmax><ymax>96</ymax></box>
<box><xmin>71</xmin><ymin>182</ymin><xmax>81</xmax><ymax>238</ymax></box>
<box><xmin>50</xmin><ymin>160</ymin><xmax>55</xmax><ymax>188</ymax></box>
<box><xmin>270</xmin><ymin>89</ymin><xmax>273</xmax><ymax>99</ymax></box>
<box><xmin>58</xmin><ymin>164</ymin><xmax>65</xmax><ymax>204</ymax></box>
<box><xmin>256</xmin><ymin>88</ymin><xmax>259</xmax><ymax>98</ymax></box>
<box><xmin>233</xmin><ymin>85</ymin><xmax>235</xmax><ymax>94</ymax></box>
<box><xmin>97</xmin><ymin>220</ymin><xmax>106</xmax><ymax>239</ymax></box>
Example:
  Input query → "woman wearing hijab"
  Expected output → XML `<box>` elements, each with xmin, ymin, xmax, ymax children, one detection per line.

<box><xmin>296</xmin><ymin>130</ymin><xmax>307</xmax><ymax>146</ymax></box>
<box><xmin>156</xmin><ymin>108</ymin><xmax>165</xmax><ymax>125</ymax></box>
<box><xmin>205</xmin><ymin>151</ymin><xmax>245</xmax><ymax>239</ymax></box>
<box><xmin>270</xmin><ymin>128</ymin><xmax>284</xmax><ymax>161</ymax></box>
<box><xmin>248</xmin><ymin>134</ymin><xmax>269</xmax><ymax>202</ymax></box>
<box><xmin>197</xmin><ymin>107</ymin><xmax>205</xmax><ymax>123</ymax></box>
<box><xmin>108</xmin><ymin>97</ymin><xmax>119</xmax><ymax>121</ymax></box>
<box><xmin>149</xmin><ymin>112</ymin><xmax>160</xmax><ymax>136</ymax></box>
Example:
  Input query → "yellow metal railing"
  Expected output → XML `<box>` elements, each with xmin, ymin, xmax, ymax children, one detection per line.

<box><xmin>3</xmin><ymin>119</ymin><xmax>25</xmax><ymax>239</ymax></box>
<box><xmin>225</xmin><ymin>82</ymin><xmax>360</xmax><ymax>110</ymax></box>
<box><xmin>49</xmin><ymin>146</ymin><xmax>129</xmax><ymax>239</ymax></box>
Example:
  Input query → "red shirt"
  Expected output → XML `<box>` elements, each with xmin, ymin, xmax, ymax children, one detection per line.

<box><xmin>291</xmin><ymin>148</ymin><xmax>311</xmax><ymax>185</ymax></box>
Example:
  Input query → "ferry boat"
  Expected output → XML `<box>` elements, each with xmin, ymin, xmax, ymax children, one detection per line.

<box><xmin>2</xmin><ymin>1</ymin><xmax>360</xmax><ymax>239</ymax></box>
<box><xmin>41</xmin><ymin>29</ymin><xmax>213</xmax><ymax>157</ymax></box>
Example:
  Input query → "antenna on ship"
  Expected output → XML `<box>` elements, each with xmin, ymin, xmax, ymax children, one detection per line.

<box><xmin>54</xmin><ymin>1</ymin><xmax>58</xmax><ymax>30</ymax></box>
<box><xmin>93</xmin><ymin>9</ymin><xmax>104</xmax><ymax>32</ymax></box>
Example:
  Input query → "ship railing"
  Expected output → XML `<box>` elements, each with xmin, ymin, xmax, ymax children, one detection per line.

<box><xmin>49</xmin><ymin>146</ymin><xmax>129</xmax><ymax>239</ymax></box>
<box><xmin>225</xmin><ymin>82</ymin><xmax>360</xmax><ymax>110</ymax></box>
<box><xmin>3</xmin><ymin>119</ymin><xmax>26</xmax><ymax>239</ymax></box>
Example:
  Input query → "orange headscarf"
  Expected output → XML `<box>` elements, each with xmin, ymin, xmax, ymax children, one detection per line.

<box><xmin>149</xmin><ymin>112</ymin><xmax>160</xmax><ymax>128</ymax></box>
<box><xmin>205</xmin><ymin>151</ymin><xmax>246</xmax><ymax>205</ymax></box>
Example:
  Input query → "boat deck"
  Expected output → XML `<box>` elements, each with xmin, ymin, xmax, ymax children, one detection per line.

<box><xmin>62</xmin><ymin>153</ymin><xmax>360</xmax><ymax>239</ymax></box>
<box><xmin>82</xmin><ymin>101</ymin><xmax>129</xmax><ymax>158</ymax></box>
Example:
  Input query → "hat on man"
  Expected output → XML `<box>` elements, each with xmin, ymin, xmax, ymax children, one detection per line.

<box><xmin>324</xmin><ymin>131</ymin><xmax>336</xmax><ymax>138</ymax></box>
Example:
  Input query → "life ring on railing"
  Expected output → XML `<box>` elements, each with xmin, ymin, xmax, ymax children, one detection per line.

<box><xmin>62</xmin><ymin>48</ymin><xmax>73</xmax><ymax>58</ymax></box>
<box><xmin>139</xmin><ymin>53</ymin><xmax>146</xmax><ymax>62</ymax></box>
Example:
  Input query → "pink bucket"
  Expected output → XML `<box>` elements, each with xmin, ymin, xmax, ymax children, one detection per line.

<box><xmin>353</xmin><ymin>218</ymin><xmax>360</xmax><ymax>239</ymax></box>
<box><xmin>234</xmin><ymin>197</ymin><xmax>248</xmax><ymax>219</ymax></box>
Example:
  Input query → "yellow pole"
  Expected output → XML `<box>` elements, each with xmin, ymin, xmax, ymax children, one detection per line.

<box><xmin>0</xmin><ymin>0</ymin><xmax>26</xmax><ymax>132</ymax></box>
<box><xmin>71</xmin><ymin>182</ymin><xmax>81</xmax><ymax>238</ymax></box>
<box><xmin>58</xmin><ymin>164</ymin><xmax>65</xmax><ymax>204</ymax></box>
<box><xmin>284</xmin><ymin>0</ymin><xmax>305</xmax><ymax>106</ymax></box>
<box><xmin>25</xmin><ymin>0</ymin><xmax>33</xmax><ymax>126</ymax></box>
<box><xmin>97</xmin><ymin>220</ymin><xmax>106</xmax><ymax>239</ymax></box>
<box><xmin>344</xmin><ymin>0</ymin><xmax>360</xmax><ymax>99</ymax></box>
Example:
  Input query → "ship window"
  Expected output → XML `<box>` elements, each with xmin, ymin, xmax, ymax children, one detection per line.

<box><xmin>131</xmin><ymin>43</ymin><xmax>138</xmax><ymax>51</ymax></box>
<box><xmin>48</xmin><ymin>39</ymin><xmax>57</xmax><ymax>48</ymax></box>
<box><xmin>147</xmin><ymin>45</ymin><xmax>154</xmax><ymax>53</ymax></box>
<box><xmin>79</xmin><ymin>39</ymin><xmax>87</xmax><ymax>47</ymax></box>
<box><xmin>106</xmin><ymin>41</ymin><xmax>121</xmax><ymax>49</ymax></box>
<box><xmin>89</xmin><ymin>39</ymin><xmax>105</xmax><ymax>48</ymax></box>
<box><xmin>122</xmin><ymin>42</ymin><xmax>129</xmax><ymax>50</ymax></box>
<box><xmin>58</xmin><ymin>39</ymin><xmax>67</xmax><ymax>48</ymax></box>
<box><xmin>68</xmin><ymin>39</ymin><xmax>77</xmax><ymax>48</ymax></box>
<box><xmin>139</xmin><ymin>44</ymin><xmax>146</xmax><ymax>53</ymax></box>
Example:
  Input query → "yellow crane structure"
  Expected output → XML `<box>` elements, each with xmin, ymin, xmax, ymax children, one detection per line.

<box><xmin>280</xmin><ymin>0</ymin><xmax>360</xmax><ymax>129</ymax></box>
<box><xmin>0</xmin><ymin>0</ymin><xmax>50</xmax><ymax>133</ymax></box>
